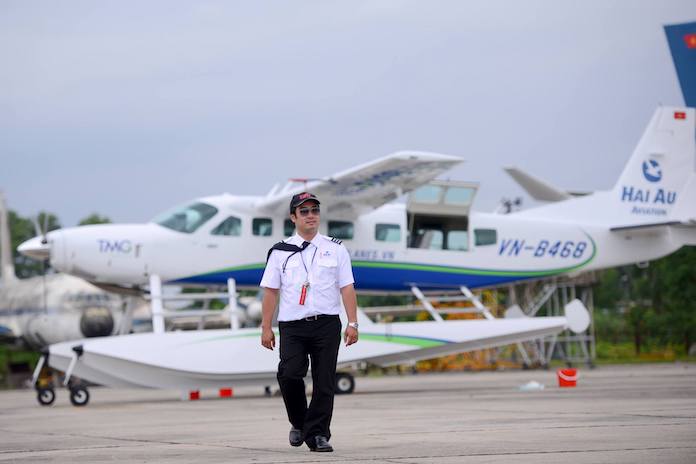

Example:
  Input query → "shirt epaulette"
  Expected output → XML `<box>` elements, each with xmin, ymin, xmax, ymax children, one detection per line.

<box><xmin>329</xmin><ymin>236</ymin><xmax>342</xmax><ymax>245</ymax></box>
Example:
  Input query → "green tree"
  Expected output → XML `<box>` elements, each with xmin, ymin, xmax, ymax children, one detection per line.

<box><xmin>655</xmin><ymin>247</ymin><xmax>696</xmax><ymax>354</ymax></box>
<box><xmin>78</xmin><ymin>213</ymin><xmax>111</xmax><ymax>226</ymax></box>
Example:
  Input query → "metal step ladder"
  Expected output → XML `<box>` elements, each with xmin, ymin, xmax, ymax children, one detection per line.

<box><xmin>410</xmin><ymin>285</ymin><xmax>495</xmax><ymax>322</ymax></box>
<box><xmin>147</xmin><ymin>275</ymin><xmax>240</xmax><ymax>333</ymax></box>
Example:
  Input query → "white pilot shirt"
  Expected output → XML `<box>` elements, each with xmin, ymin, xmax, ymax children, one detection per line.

<box><xmin>260</xmin><ymin>233</ymin><xmax>354</xmax><ymax>322</ymax></box>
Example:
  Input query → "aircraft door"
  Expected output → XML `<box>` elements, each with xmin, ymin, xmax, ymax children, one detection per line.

<box><xmin>406</xmin><ymin>181</ymin><xmax>478</xmax><ymax>252</ymax></box>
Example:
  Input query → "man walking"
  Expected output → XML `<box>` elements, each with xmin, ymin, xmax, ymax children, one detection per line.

<box><xmin>260</xmin><ymin>192</ymin><xmax>359</xmax><ymax>452</ymax></box>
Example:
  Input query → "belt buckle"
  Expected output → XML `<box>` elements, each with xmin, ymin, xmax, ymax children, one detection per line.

<box><xmin>305</xmin><ymin>315</ymin><xmax>319</xmax><ymax>321</ymax></box>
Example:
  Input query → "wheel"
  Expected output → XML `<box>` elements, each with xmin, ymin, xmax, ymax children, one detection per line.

<box><xmin>69</xmin><ymin>386</ymin><xmax>90</xmax><ymax>406</ymax></box>
<box><xmin>37</xmin><ymin>388</ymin><xmax>55</xmax><ymax>406</ymax></box>
<box><xmin>335</xmin><ymin>373</ymin><xmax>355</xmax><ymax>395</ymax></box>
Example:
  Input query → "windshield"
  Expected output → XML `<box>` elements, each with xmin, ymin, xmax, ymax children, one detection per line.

<box><xmin>153</xmin><ymin>202</ymin><xmax>218</xmax><ymax>233</ymax></box>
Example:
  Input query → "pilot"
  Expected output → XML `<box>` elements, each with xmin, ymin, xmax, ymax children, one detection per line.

<box><xmin>260</xmin><ymin>192</ymin><xmax>359</xmax><ymax>453</ymax></box>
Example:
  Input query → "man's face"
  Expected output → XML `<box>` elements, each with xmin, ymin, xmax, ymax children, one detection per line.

<box><xmin>290</xmin><ymin>200</ymin><xmax>320</xmax><ymax>235</ymax></box>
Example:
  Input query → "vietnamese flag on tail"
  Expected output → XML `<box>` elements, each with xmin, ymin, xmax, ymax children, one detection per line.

<box><xmin>685</xmin><ymin>33</ymin><xmax>696</xmax><ymax>49</ymax></box>
<box><xmin>674</xmin><ymin>111</ymin><xmax>686</xmax><ymax>120</ymax></box>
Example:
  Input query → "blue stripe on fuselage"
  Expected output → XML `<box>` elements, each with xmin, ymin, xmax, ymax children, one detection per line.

<box><xmin>172</xmin><ymin>267</ymin><xmax>536</xmax><ymax>291</ymax></box>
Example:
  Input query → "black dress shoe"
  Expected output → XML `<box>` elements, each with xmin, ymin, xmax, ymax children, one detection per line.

<box><xmin>289</xmin><ymin>427</ymin><xmax>302</xmax><ymax>447</ymax></box>
<box><xmin>310</xmin><ymin>435</ymin><xmax>333</xmax><ymax>452</ymax></box>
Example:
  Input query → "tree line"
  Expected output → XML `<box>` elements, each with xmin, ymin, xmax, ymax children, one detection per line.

<box><xmin>593</xmin><ymin>247</ymin><xmax>696</xmax><ymax>356</ymax></box>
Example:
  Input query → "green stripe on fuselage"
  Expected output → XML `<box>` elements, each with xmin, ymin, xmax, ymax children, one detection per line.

<box><xmin>180</xmin><ymin>233</ymin><xmax>597</xmax><ymax>282</ymax></box>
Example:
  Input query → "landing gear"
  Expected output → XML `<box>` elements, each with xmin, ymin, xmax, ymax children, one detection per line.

<box><xmin>37</xmin><ymin>387</ymin><xmax>56</xmax><ymax>406</ymax></box>
<box><xmin>69</xmin><ymin>385</ymin><xmax>90</xmax><ymax>406</ymax></box>
<box><xmin>33</xmin><ymin>348</ymin><xmax>91</xmax><ymax>407</ymax></box>
<box><xmin>33</xmin><ymin>353</ymin><xmax>56</xmax><ymax>407</ymax></box>
<box><xmin>335</xmin><ymin>372</ymin><xmax>355</xmax><ymax>394</ymax></box>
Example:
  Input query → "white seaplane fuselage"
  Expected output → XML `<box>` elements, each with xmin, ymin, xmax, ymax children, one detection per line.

<box><xmin>33</xmin><ymin>197</ymin><xmax>690</xmax><ymax>293</ymax></box>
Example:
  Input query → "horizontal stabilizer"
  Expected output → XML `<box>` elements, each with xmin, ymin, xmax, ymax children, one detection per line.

<box><xmin>504</xmin><ymin>167</ymin><xmax>589</xmax><ymax>202</ymax></box>
<box><xmin>610</xmin><ymin>220</ymin><xmax>696</xmax><ymax>242</ymax></box>
<box><xmin>610</xmin><ymin>221</ymin><xmax>683</xmax><ymax>232</ymax></box>
<box><xmin>504</xmin><ymin>167</ymin><xmax>572</xmax><ymax>202</ymax></box>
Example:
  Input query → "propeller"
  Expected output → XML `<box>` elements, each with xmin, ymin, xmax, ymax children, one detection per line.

<box><xmin>32</xmin><ymin>212</ymin><xmax>52</xmax><ymax>313</ymax></box>
<box><xmin>33</xmin><ymin>213</ymin><xmax>49</xmax><ymax>245</ymax></box>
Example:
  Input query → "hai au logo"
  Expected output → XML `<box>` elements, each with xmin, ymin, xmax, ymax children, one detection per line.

<box><xmin>642</xmin><ymin>159</ymin><xmax>662</xmax><ymax>183</ymax></box>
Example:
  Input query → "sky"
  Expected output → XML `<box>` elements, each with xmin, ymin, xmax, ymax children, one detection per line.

<box><xmin>1</xmin><ymin>1</ymin><xmax>695</xmax><ymax>227</ymax></box>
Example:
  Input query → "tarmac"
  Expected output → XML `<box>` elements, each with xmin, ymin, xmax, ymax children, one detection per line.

<box><xmin>1</xmin><ymin>362</ymin><xmax>695</xmax><ymax>463</ymax></box>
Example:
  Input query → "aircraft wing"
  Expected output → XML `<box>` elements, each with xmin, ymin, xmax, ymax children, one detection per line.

<box><xmin>255</xmin><ymin>151</ymin><xmax>463</xmax><ymax>217</ymax></box>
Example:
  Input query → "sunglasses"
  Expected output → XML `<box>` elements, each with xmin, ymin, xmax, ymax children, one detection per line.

<box><xmin>296</xmin><ymin>206</ymin><xmax>321</xmax><ymax>217</ymax></box>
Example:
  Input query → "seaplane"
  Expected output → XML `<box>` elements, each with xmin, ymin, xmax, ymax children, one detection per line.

<box><xmin>18</xmin><ymin>105</ymin><xmax>696</xmax><ymax>298</ymax></box>
<box><xmin>25</xmin><ymin>101</ymin><xmax>696</xmax><ymax>406</ymax></box>
<box><xmin>21</xmin><ymin>21</ymin><xmax>696</xmax><ymax>406</ymax></box>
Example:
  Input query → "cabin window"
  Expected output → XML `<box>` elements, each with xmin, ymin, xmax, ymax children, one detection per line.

<box><xmin>375</xmin><ymin>223</ymin><xmax>401</xmax><ymax>242</ymax></box>
<box><xmin>410</xmin><ymin>185</ymin><xmax>442</xmax><ymax>204</ymax></box>
<box><xmin>475</xmin><ymin>228</ymin><xmax>497</xmax><ymax>246</ymax></box>
<box><xmin>446</xmin><ymin>230</ymin><xmax>469</xmax><ymax>251</ymax></box>
<box><xmin>284</xmin><ymin>219</ymin><xmax>295</xmax><ymax>237</ymax></box>
<box><xmin>252</xmin><ymin>218</ymin><xmax>273</xmax><ymax>236</ymax></box>
<box><xmin>153</xmin><ymin>202</ymin><xmax>218</xmax><ymax>234</ymax></box>
<box><xmin>411</xmin><ymin>228</ymin><xmax>444</xmax><ymax>249</ymax></box>
<box><xmin>211</xmin><ymin>216</ymin><xmax>242</xmax><ymax>236</ymax></box>
<box><xmin>444</xmin><ymin>187</ymin><xmax>475</xmax><ymax>207</ymax></box>
<box><xmin>328</xmin><ymin>221</ymin><xmax>354</xmax><ymax>240</ymax></box>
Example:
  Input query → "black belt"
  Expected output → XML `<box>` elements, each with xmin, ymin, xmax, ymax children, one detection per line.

<box><xmin>281</xmin><ymin>314</ymin><xmax>338</xmax><ymax>324</ymax></box>
<box><xmin>303</xmin><ymin>314</ymin><xmax>336</xmax><ymax>321</ymax></box>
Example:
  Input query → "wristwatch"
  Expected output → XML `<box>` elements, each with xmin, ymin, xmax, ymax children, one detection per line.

<box><xmin>347</xmin><ymin>322</ymin><xmax>359</xmax><ymax>330</ymax></box>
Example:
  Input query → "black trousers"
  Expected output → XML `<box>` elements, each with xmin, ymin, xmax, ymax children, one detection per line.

<box><xmin>277</xmin><ymin>315</ymin><xmax>341</xmax><ymax>445</ymax></box>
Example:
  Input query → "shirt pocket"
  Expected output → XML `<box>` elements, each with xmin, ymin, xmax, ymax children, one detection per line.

<box><xmin>281</xmin><ymin>260</ymin><xmax>302</xmax><ymax>287</ymax></box>
<box><xmin>316</xmin><ymin>258</ymin><xmax>338</xmax><ymax>288</ymax></box>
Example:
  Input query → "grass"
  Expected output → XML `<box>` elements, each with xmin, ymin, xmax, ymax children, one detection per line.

<box><xmin>594</xmin><ymin>341</ymin><xmax>696</xmax><ymax>364</ymax></box>
<box><xmin>0</xmin><ymin>346</ymin><xmax>41</xmax><ymax>388</ymax></box>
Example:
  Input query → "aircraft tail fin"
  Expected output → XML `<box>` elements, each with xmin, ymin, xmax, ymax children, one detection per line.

<box><xmin>609</xmin><ymin>106</ymin><xmax>696</xmax><ymax>225</ymax></box>
<box><xmin>664</xmin><ymin>21</ymin><xmax>696</xmax><ymax>108</ymax></box>
<box><xmin>0</xmin><ymin>191</ymin><xmax>18</xmax><ymax>285</ymax></box>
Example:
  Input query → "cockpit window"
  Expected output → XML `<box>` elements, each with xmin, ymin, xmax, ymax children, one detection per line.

<box><xmin>153</xmin><ymin>202</ymin><xmax>218</xmax><ymax>233</ymax></box>
<box><xmin>211</xmin><ymin>216</ymin><xmax>242</xmax><ymax>236</ymax></box>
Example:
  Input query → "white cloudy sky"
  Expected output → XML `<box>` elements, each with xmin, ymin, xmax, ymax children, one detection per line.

<box><xmin>1</xmin><ymin>1</ymin><xmax>694</xmax><ymax>226</ymax></box>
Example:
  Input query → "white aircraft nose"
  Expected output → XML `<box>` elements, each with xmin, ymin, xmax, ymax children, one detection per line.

<box><xmin>17</xmin><ymin>235</ymin><xmax>51</xmax><ymax>260</ymax></box>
